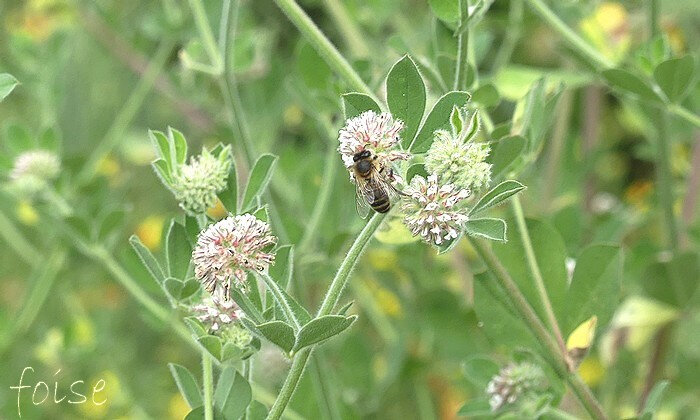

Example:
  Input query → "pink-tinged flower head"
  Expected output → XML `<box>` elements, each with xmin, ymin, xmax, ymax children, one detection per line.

<box><xmin>402</xmin><ymin>174</ymin><xmax>470</xmax><ymax>245</ymax></box>
<box><xmin>192</xmin><ymin>296</ymin><xmax>243</xmax><ymax>332</ymax></box>
<box><xmin>193</xmin><ymin>214</ymin><xmax>277</xmax><ymax>301</ymax></box>
<box><xmin>337</xmin><ymin>110</ymin><xmax>411</xmax><ymax>171</ymax></box>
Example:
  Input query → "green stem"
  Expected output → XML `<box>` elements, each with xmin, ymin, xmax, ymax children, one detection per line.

<box><xmin>0</xmin><ymin>208</ymin><xmax>41</xmax><ymax>264</ymax></box>
<box><xmin>250</xmin><ymin>384</ymin><xmax>306</xmax><ymax>420</ymax></box>
<box><xmin>524</xmin><ymin>0</ymin><xmax>613</xmax><ymax>69</ymax></box>
<box><xmin>272</xmin><ymin>0</ymin><xmax>378</xmax><ymax>102</ymax></box>
<box><xmin>453</xmin><ymin>29</ymin><xmax>468</xmax><ymax>90</ymax></box>
<box><xmin>187</xmin><ymin>0</ymin><xmax>224</xmax><ymax>74</ymax></box>
<box><xmin>649</xmin><ymin>0</ymin><xmax>660</xmax><ymax>38</ymax></box>
<box><xmin>468</xmin><ymin>238</ymin><xmax>607</xmax><ymax>420</ymax></box>
<box><xmin>298</xmin><ymin>131</ymin><xmax>338</xmax><ymax>253</ymax></box>
<box><xmin>655</xmin><ymin>113</ymin><xmax>679</xmax><ymax>250</ymax></box>
<box><xmin>266</xmin><ymin>213</ymin><xmax>386</xmax><ymax>420</ymax></box>
<box><xmin>317</xmin><ymin>212</ymin><xmax>386</xmax><ymax>315</ymax></box>
<box><xmin>491</xmin><ymin>0</ymin><xmax>523</xmax><ymax>73</ymax></box>
<box><xmin>511</xmin><ymin>196</ymin><xmax>568</xmax><ymax>357</ymax></box>
<box><xmin>668</xmin><ymin>103</ymin><xmax>700</xmax><ymax>129</ymax></box>
<box><xmin>77</xmin><ymin>40</ymin><xmax>173</xmax><ymax>184</ymax></box>
<box><xmin>202</xmin><ymin>352</ymin><xmax>215</xmax><ymax>420</ymax></box>
<box><xmin>321</xmin><ymin>0</ymin><xmax>370</xmax><ymax>58</ymax></box>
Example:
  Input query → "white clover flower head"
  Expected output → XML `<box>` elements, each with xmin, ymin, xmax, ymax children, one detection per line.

<box><xmin>10</xmin><ymin>149</ymin><xmax>60</xmax><ymax>181</ymax></box>
<box><xmin>401</xmin><ymin>174</ymin><xmax>471</xmax><ymax>245</ymax></box>
<box><xmin>192</xmin><ymin>296</ymin><xmax>243</xmax><ymax>333</ymax></box>
<box><xmin>486</xmin><ymin>362</ymin><xmax>546</xmax><ymax>411</ymax></box>
<box><xmin>425</xmin><ymin>122</ymin><xmax>491</xmax><ymax>193</ymax></box>
<box><xmin>171</xmin><ymin>148</ymin><xmax>230</xmax><ymax>215</ymax></box>
<box><xmin>193</xmin><ymin>214</ymin><xmax>277</xmax><ymax>301</ymax></box>
<box><xmin>337</xmin><ymin>110</ymin><xmax>411</xmax><ymax>174</ymax></box>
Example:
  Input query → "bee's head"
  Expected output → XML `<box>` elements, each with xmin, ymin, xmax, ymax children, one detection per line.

<box><xmin>353</xmin><ymin>149</ymin><xmax>372</xmax><ymax>162</ymax></box>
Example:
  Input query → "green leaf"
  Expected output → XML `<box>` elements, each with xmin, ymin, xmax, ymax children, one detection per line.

<box><xmin>487</xmin><ymin>135</ymin><xmax>526</xmax><ymax>179</ymax></box>
<box><xmin>565</xmin><ymin>245</ymin><xmax>622</xmax><ymax>334</ymax></box>
<box><xmin>653</xmin><ymin>55</ymin><xmax>696</xmax><ymax>103</ymax></box>
<box><xmin>428</xmin><ymin>0</ymin><xmax>459</xmax><ymax>23</ymax></box>
<box><xmin>38</xmin><ymin>126</ymin><xmax>61</xmax><ymax>152</ymax></box>
<box><xmin>269</xmin><ymin>245</ymin><xmax>293</xmax><ymax>289</ymax></box>
<box><xmin>436</xmin><ymin>234</ymin><xmax>463</xmax><ymax>254</ymax></box>
<box><xmin>296</xmin><ymin>42</ymin><xmax>332</xmax><ymax>90</ymax></box>
<box><xmin>0</xmin><ymin>73</ymin><xmax>19</xmax><ymax>102</ymax></box>
<box><xmin>337</xmin><ymin>301</ymin><xmax>354</xmax><ymax>315</ymax></box>
<box><xmin>214</xmin><ymin>367</ymin><xmax>252</xmax><ymax>420</ymax></box>
<box><xmin>259</xmin><ymin>274</ymin><xmax>311</xmax><ymax>328</ymax></box>
<box><xmin>406</xmin><ymin>163</ymin><xmax>428</xmax><ymax>183</ymax></box>
<box><xmin>601</xmin><ymin>68</ymin><xmax>664</xmax><ymax>103</ymax></box>
<box><xmin>198</xmin><ymin>335</ymin><xmax>222</xmax><ymax>360</ymax></box>
<box><xmin>641</xmin><ymin>251</ymin><xmax>698</xmax><ymax>308</ymax></box>
<box><xmin>129</xmin><ymin>235</ymin><xmax>166</xmax><ymax>285</ymax></box>
<box><xmin>256</xmin><ymin>321</ymin><xmax>296</xmax><ymax>353</ymax></box>
<box><xmin>247</xmin><ymin>400</ymin><xmax>268</xmax><ymax>420</ymax></box>
<box><xmin>164</xmin><ymin>277</ymin><xmax>184</xmax><ymax>299</ymax></box>
<box><xmin>253</xmin><ymin>205</ymin><xmax>269</xmax><ymax>223</ymax></box>
<box><xmin>293</xmin><ymin>315</ymin><xmax>357</xmax><ymax>352</ymax></box>
<box><xmin>230</xmin><ymin>288</ymin><xmax>264</xmax><ymax>324</ymax></box>
<box><xmin>184</xmin><ymin>216</ymin><xmax>200</xmax><ymax>247</ymax></box>
<box><xmin>217</xmin><ymin>162</ymin><xmax>239</xmax><ymax>214</ymax></box>
<box><xmin>493</xmin><ymin>219</ymin><xmax>568</xmax><ymax>327</ymax></box>
<box><xmin>457</xmin><ymin>399</ymin><xmax>492</xmax><ymax>417</ymax></box>
<box><xmin>149</xmin><ymin>130</ymin><xmax>174</xmax><ymax>173</ymax></box>
<box><xmin>474</xmin><ymin>271</ymin><xmax>540</xmax><ymax>351</ymax></box>
<box><xmin>169</xmin><ymin>127</ymin><xmax>188</xmax><ymax>165</ymax></box>
<box><xmin>184</xmin><ymin>317</ymin><xmax>207</xmax><ymax>337</ymax></box>
<box><xmin>241</xmin><ymin>154</ymin><xmax>278</xmax><ymax>212</ymax></box>
<box><xmin>642</xmin><ymin>380</ymin><xmax>670</xmax><ymax>416</ymax></box>
<box><xmin>165</xmin><ymin>220</ymin><xmax>192</xmax><ymax>280</ymax></box>
<box><xmin>461</xmin><ymin>356</ymin><xmax>500</xmax><ymax>388</ymax></box>
<box><xmin>180</xmin><ymin>279</ymin><xmax>200</xmax><ymax>300</ymax></box>
<box><xmin>472</xmin><ymin>83</ymin><xmax>500</xmax><ymax>108</ymax></box>
<box><xmin>470</xmin><ymin>180</ymin><xmax>526</xmax><ymax>216</ymax></box>
<box><xmin>185</xmin><ymin>406</ymin><xmax>205</xmax><ymax>420</ymax></box>
<box><xmin>152</xmin><ymin>158</ymin><xmax>173</xmax><ymax>185</ymax></box>
<box><xmin>342</xmin><ymin>93</ymin><xmax>381</xmax><ymax>119</ymax></box>
<box><xmin>464</xmin><ymin>218</ymin><xmax>507</xmax><ymax>242</ymax></box>
<box><xmin>4</xmin><ymin>124</ymin><xmax>34</xmax><ymax>154</ymax></box>
<box><xmin>411</xmin><ymin>91</ymin><xmax>471</xmax><ymax>153</ymax></box>
<box><xmin>168</xmin><ymin>364</ymin><xmax>202</xmax><ymax>408</ymax></box>
<box><xmin>97</xmin><ymin>209</ymin><xmax>126</xmax><ymax>242</ymax></box>
<box><xmin>387</xmin><ymin>55</ymin><xmax>426</xmax><ymax>146</ymax></box>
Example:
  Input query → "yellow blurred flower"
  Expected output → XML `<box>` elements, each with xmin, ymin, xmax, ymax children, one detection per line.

<box><xmin>72</xmin><ymin>317</ymin><xmax>96</xmax><ymax>349</ymax></box>
<box><xmin>663</xmin><ymin>23</ymin><xmax>685</xmax><ymax>54</ymax></box>
<box><xmin>7</xmin><ymin>0</ymin><xmax>73</xmax><ymax>42</ymax></box>
<box><xmin>624</xmin><ymin>180</ymin><xmax>653</xmax><ymax>211</ymax></box>
<box><xmin>366</xmin><ymin>249</ymin><xmax>399</xmax><ymax>271</ymax></box>
<box><xmin>135</xmin><ymin>215</ymin><xmax>165</xmax><ymax>251</ymax></box>
<box><xmin>283</xmin><ymin>104</ymin><xmax>304</xmax><ymax>128</ymax></box>
<box><xmin>580</xmin><ymin>2</ymin><xmax>630</xmax><ymax>63</ymax></box>
<box><xmin>169</xmin><ymin>393</ymin><xmax>191</xmax><ymax>419</ymax></box>
<box><xmin>97</xmin><ymin>156</ymin><xmax>121</xmax><ymax>184</ymax></box>
<box><xmin>365</xmin><ymin>277</ymin><xmax>403</xmax><ymax>318</ymax></box>
<box><xmin>78</xmin><ymin>371</ymin><xmax>121</xmax><ymax>418</ymax></box>
<box><xmin>372</xmin><ymin>354</ymin><xmax>388</xmax><ymax>381</ymax></box>
<box><xmin>16</xmin><ymin>200</ymin><xmax>39</xmax><ymax>225</ymax></box>
<box><xmin>206</xmin><ymin>198</ymin><xmax>228</xmax><ymax>220</ymax></box>
<box><xmin>578</xmin><ymin>356</ymin><xmax>605</xmax><ymax>387</ymax></box>
<box><xmin>34</xmin><ymin>327</ymin><xmax>64</xmax><ymax>366</ymax></box>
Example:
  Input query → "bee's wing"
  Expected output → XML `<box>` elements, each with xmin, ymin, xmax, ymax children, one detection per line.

<box><xmin>373</xmin><ymin>165</ymin><xmax>405</xmax><ymax>204</ymax></box>
<box><xmin>354</xmin><ymin>177</ymin><xmax>373</xmax><ymax>219</ymax></box>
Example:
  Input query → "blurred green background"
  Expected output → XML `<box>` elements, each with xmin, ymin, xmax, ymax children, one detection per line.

<box><xmin>0</xmin><ymin>0</ymin><xmax>699</xmax><ymax>418</ymax></box>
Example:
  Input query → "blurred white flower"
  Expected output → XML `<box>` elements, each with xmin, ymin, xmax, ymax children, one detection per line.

<box><xmin>337</xmin><ymin>110</ymin><xmax>410</xmax><ymax>173</ymax></box>
<box><xmin>8</xmin><ymin>149</ymin><xmax>61</xmax><ymax>195</ymax></box>
<box><xmin>402</xmin><ymin>174</ymin><xmax>470</xmax><ymax>245</ymax></box>
<box><xmin>171</xmin><ymin>148</ymin><xmax>230</xmax><ymax>215</ymax></box>
<box><xmin>193</xmin><ymin>214</ymin><xmax>277</xmax><ymax>301</ymax></box>
<box><xmin>192</xmin><ymin>296</ymin><xmax>242</xmax><ymax>332</ymax></box>
<box><xmin>425</xmin><ymin>111</ymin><xmax>491</xmax><ymax>192</ymax></box>
<box><xmin>486</xmin><ymin>362</ymin><xmax>546</xmax><ymax>411</ymax></box>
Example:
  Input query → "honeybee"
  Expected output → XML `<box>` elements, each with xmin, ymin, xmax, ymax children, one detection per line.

<box><xmin>352</xmin><ymin>149</ymin><xmax>404</xmax><ymax>218</ymax></box>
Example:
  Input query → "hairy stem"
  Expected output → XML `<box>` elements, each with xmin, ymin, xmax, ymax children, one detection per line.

<box><xmin>202</xmin><ymin>352</ymin><xmax>215</xmax><ymax>420</ymax></box>
<box><xmin>511</xmin><ymin>196</ymin><xmax>568</xmax><ymax>357</ymax></box>
<box><xmin>655</xmin><ymin>112</ymin><xmax>679</xmax><ymax>250</ymax></box>
<box><xmin>187</xmin><ymin>0</ymin><xmax>224</xmax><ymax>74</ymax></box>
<box><xmin>469</xmin><ymin>238</ymin><xmax>607</xmax><ymax>420</ymax></box>
<box><xmin>272</xmin><ymin>0</ymin><xmax>378</xmax><ymax>102</ymax></box>
<box><xmin>266</xmin><ymin>213</ymin><xmax>386</xmax><ymax>420</ymax></box>
<box><xmin>321</xmin><ymin>0</ymin><xmax>370</xmax><ymax>58</ymax></box>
